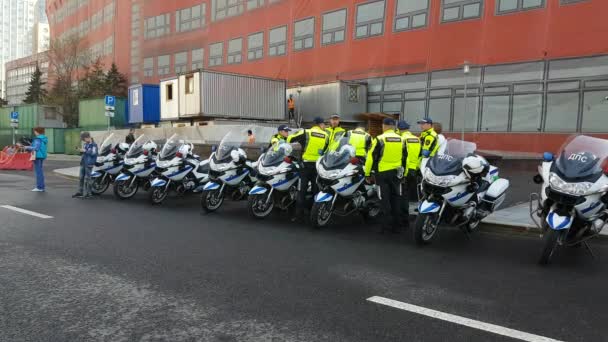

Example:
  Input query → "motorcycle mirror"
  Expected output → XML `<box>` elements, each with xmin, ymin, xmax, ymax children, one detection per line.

<box><xmin>542</xmin><ymin>152</ymin><xmax>554</xmax><ymax>162</ymax></box>
<box><xmin>533</xmin><ymin>174</ymin><xmax>543</xmax><ymax>184</ymax></box>
<box><xmin>212</xmin><ymin>145</ymin><xmax>217</xmax><ymax>152</ymax></box>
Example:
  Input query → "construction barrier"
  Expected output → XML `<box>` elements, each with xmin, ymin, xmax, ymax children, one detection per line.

<box><xmin>0</xmin><ymin>148</ymin><xmax>34</xmax><ymax>171</ymax></box>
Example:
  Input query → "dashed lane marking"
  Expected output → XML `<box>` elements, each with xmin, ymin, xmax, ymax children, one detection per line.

<box><xmin>0</xmin><ymin>205</ymin><xmax>53</xmax><ymax>219</ymax></box>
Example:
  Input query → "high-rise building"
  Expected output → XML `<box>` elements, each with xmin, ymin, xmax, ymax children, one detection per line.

<box><xmin>5</xmin><ymin>51</ymin><xmax>48</xmax><ymax>105</ymax></box>
<box><xmin>36</xmin><ymin>0</ymin><xmax>47</xmax><ymax>23</ymax></box>
<box><xmin>0</xmin><ymin>0</ymin><xmax>37</xmax><ymax>99</ymax></box>
<box><xmin>32</xmin><ymin>22</ymin><xmax>50</xmax><ymax>53</ymax></box>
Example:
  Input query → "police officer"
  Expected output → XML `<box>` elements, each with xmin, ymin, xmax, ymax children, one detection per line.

<box><xmin>418</xmin><ymin>118</ymin><xmax>439</xmax><ymax>158</ymax></box>
<box><xmin>269</xmin><ymin>124</ymin><xmax>292</xmax><ymax>147</ymax></box>
<box><xmin>327</xmin><ymin>113</ymin><xmax>346</xmax><ymax>143</ymax></box>
<box><xmin>346</xmin><ymin>125</ymin><xmax>372</xmax><ymax>161</ymax></box>
<box><xmin>364</xmin><ymin>118</ymin><xmax>407</xmax><ymax>233</ymax></box>
<box><xmin>288</xmin><ymin>117</ymin><xmax>330</xmax><ymax>221</ymax></box>
<box><xmin>397</xmin><ymin>120</ymin><xmax>422</xmax><ymax>227</ymax></box>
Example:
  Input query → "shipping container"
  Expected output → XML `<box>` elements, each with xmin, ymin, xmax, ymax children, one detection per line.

<box><xmin>79</xmin><ymin>97</ymin><xmax>128</xmax><ymax>129</ymax></box>
<box><xmin>63</xmin><ymin>128</ymin><xmax>83</xmax><ymax>155</ymax></box>
<box><xmin>45</xmin><ymin>128</ymin><xmax>66</xmax><ymax>154</ymax></box>
<box><xmin>129</xmin><ymin>84</ymin><xmax>160</xmax><ymax>124</ymax></box>
<box><xmin>178</xmin><ymin>72</ymin><xmax>201</xmax><ymax>117</ymax></box>
<box><xmin>200</xmin><ymin>71</ymin><xmax>286</xmax><ymax>120</ymax></box>
<box><xmin>287</xmin><ymin>82</ymin><xmax>367</xmax><ymax>123</ymax></box>
<box><xmin>160</xmin><ymin>77</ymin><xmax>179</xmax><ymax>120</ymax></box>
<box><xmin>0</xmin><ymin>105</ymin><xmax>65</xmax><ymax>129</ymax></box>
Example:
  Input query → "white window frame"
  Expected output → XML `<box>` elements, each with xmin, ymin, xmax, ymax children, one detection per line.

<box><xmin>174</xmin><ymin>51</ymin><xmax>188</xmax><ymax>73</ymax></box>
<box><xmin>268</xmin><ymin>25</ymin><xmax>287</xmax><ymax>57</ymax></box>
<box><xmin>144</xmin><ymin>13</ymin><xmax>171</xmax><ymax>39</ymax></box>
<box><xmin>294</xmin><ymin>17</ymin><xmax>315</xmax><ymax>51</ymax></box>
<box><xmin>394</xmin><ymin>0</ymin><xmax>430</xmax><ymax>32</ymax></box>
<box><xmin>209</xmin><ymin>42</ymin><xmax>224</xmax><ymax>67</ymax></box>
<box><xmin>321</xmin><ymin>9</ymin><xmax>346</xmax><ymax>46</ymax></box>
<box><xmin>441</xmin><ymin>0</ymin><xmax>483</xmax><ymax>23</ymax></box>
<box><xmin>191</xmin><ymin>48</ymin><xmax>204</xmax><ymax>69</ymax></box>
<box><xmin>247</xmin><ymin>0</ymin><xmax>265</xmax><ymax>10</ymax></box>
<box><xmin>143</xmin><ymin>57</ymin><xmax>154</xmax><ymax>77</ymax></box>
<box><xmin>560</xmin><ymin>0</ymin><xmax>588</xmax><ymax>4</ymax></box>
<box><xmin>248</xmin><ymin>32</ymin><xmax>264</xmax><ymax>61</ymax></box>
<box><xmin>355</xmin><ymin>0</ymin><xmax>386</xmax><ymax>39</ymax></box>
<box><xmin>227</xmin><ymin>37</ymin><xmax>243</xmax><ymax>64</ymax></box>
<box><xmin>215</xmin><ymin>0</ymin><xmax>245</xmax><ymax>21</ymax></box>
<box><xmin>176</xmin><ymin>4</ymin><xmax>205</xmax><ymax>33</ymax></box>
<box><xmin>496</xmin><ymin>0</ymin><xmax>544</xmax><ymax>15</ymax></box>
<box><xmin>157</xmin><ymin>55</ymin><xmax>170</xmax><ymax>76</ymax></box>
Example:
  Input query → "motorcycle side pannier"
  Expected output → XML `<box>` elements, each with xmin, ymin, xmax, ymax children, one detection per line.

<box><xmin>480</xmin><ymin>178</ymin><xmax>509</xmax><ymax>212</ymax></box>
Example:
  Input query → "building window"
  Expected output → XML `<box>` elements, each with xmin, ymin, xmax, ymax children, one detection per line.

<box><xmin>209</xmin><ymin>42</ymin><xmax>224</xmax><ymax>66</ymax></box>
<box><xmin>185</xmin><ymin>75</ymin><xmax>195</xmax><ymax>94</ymax></box>
<box><xmin>293</xmin><ymin>17</ymin><xmax>315</xmax><ymax>51</ymax></box>
<box><xmin>192</xmin><ymin>48</ymin><xmax>204</xmax><ymax>69</ymax></box>
<box><xmin>428</xmin><ymin>98</ymin><xmax>452</xmax><ymax>130</ymax></box>
<box><xmin>143</xmin><ymin>57</ymin><xmax>153</xmax><ymax>77</ymax></box>
<box><xmin>394</xmin><ymin>0</ymin><xmax>429</xmax><ymax>31</ymax></box>
<box><xmin>560</xmin><ymin>0</ymin><xmax>588</xmax><ymax>4</ymax></box>
<box><xmin>442</xmin><ymin>0</ymin><xmax>483</xmax><ymax>22</ymax></box>
<box><xmin>144</xmin><ymin>13</ymin><xmax>171</xmax><ymax>39</ymax></box>
<box><xmin>511</xmin><ymin>94</ymin><xmax>542</xmax><ymax>132</ymax></box>
<box><xmin>103</xmin><ymin>1</ymin><xmax>114</xmax><ymax>22</ymax></box>
<box><xmin>481</xmin><ymin>96</ymin><xmax>509</xmax><ymax>131</ymax></box>
<box><xmin>227</xmin><ymin>38</ymin><xmax>243</xmax><ymax>64</ymax></box>
<box><xmin>269</xmin><ymin>26</ymin><xmax>287</xmax><ymax>56</ymax></box>
<box><xmin>176</xmin><ymin>4</ymin><xmax>205</xmax><ymax>32</ymax></box>
<box><xmin>157</xmin><ymin>55</ymin><xmax>170</xmax><ymax>75</ymax></box>
<box><xmin>166</xmin><ymin>83</ymin><xmax>174</xmax><ymax>101</ymax></box>
<box><xmin>247</xmin><ymin>0</ymin><xmax>264</xmax><ymax>10</ymax></box>
<box><xmin>453</xmin><ymin>96</ymin><xmax>480</xmax><ymax>132</ymax></box>
<box><xmin>248</xmin><ymin>32</ymin><xmax>264</xmax><ymax>60</ymax></box>
<box><xmin>582</xmin><ymin>91</ymin><xmax>608</xmax><ymax>132</ymax></box>
<box><xmin>355</xmin><ymin>0</ymin><xmax>385</xmax><ymax>39</ymax></box>
<box><xmin>175</xmin><ymin>52</ymin><xmax>187</xmax><ymax>73</ymax></box>
<box><xmin>322</xmin><ymin>9</ymin><xmax>346</xmax><ymax>45</ymax></box>
<box><xmin>215</xmin><ymin>0</ymin><xmax>245</xmax><ymax>21</ymax></box>
<box><xmin>545</xmin><ymin>92</ymin><xmax>579</xmax><ymax>132</ymax></box>
<box><xmin>496</xmin><ymin>0</ymin><xmax>543</xmax><ymax>14</ymax></box>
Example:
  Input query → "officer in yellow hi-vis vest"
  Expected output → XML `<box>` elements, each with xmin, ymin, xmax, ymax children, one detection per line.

<box><xmin>364</xmin><ymin>118</ymin><xmax>407</xmax><ymax>232</ymax></box>
<box><xmin>287</xmin><ymin>117</ymin><xmax>329</xmax><ymax>221</ymax></box>
<box><xmin>397</xmin><ymin>120</ymin><xmax>422</xmax><ymax>226</ymax></box>
<box><xmin>418</xmin><ymin>118</ymin><xmax>439</xmax><ymax>158</ymax></box>
<box><xmin>326</xmin><ymin>113</ymin><xmax>346</xmax><ymax>144</ymax></box>
<box><xmin>346</xmin><ymin>126</ymin><xmax>372</xmax><ymax>161</ymax></box>
<box><xmin>269</xmin><ymin>124</ymin><xmax>292</xmax><ymax>148</ymax></box>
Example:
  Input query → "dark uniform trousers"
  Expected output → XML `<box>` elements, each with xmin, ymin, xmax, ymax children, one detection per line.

<box><xmin>400</xmin><ymin>171</ymin><xmax>419</xmax><ymax>225</ymax></box>
<box><xmin>376</xmin><ymin>169</ymin><xmax>401</xmax><ymax>228</ymax></box>
<box><xmin>297</xmin><ymin>162</ymin><xmax>318</xmax><ymax>215</ymax></box>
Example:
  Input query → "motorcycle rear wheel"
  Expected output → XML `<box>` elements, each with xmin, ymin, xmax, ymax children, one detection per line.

<box><xmin>311</xmin><ymin>202</ymin><xmax>332</xmax><ymax>228</ymax></box>
<box><xmin>202</xmin><ymin>189</ymin><xmax>224</xmax><ymax>213</ymax></box>
<box><xmin>247</xmin><ymin>194</ymin><xmax>274</xmax><ymax>219</ymax></box>
<box><xmin>414</xmin><ymin>213</ymin><xmax>438</xmax><ymax>246</ymax></box>
<box><xmin>91</xmin><ymin>176</ymin><xmax>111</xmax><ymax>195</ymax></box>
<box><xmin>149</xmin><ymin>187</ymin><xmax>168</xmax><ymax>205</ymax></box>
<box><xmin>113</xmin><ymin>180</ymin><xmax>139</xmax><ymax>200</ymax></box>
<box><xmin>539</xmin><ymin>229</ymin><xmax>564</xmax><ymax>265</ymax></box>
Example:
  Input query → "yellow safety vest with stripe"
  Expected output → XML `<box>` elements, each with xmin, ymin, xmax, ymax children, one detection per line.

<box><xmin>327</xmin><ymin>126</ymin><xmax>346</xmax><ymax>144</ymax></box>
<box><xmin>287</xmin><ymin>126</ymin><xmax>329</xmax><ymax>162</ymax></box>
<box><xmin>348</xmin><ymin>128</ymin><xmax>371</xmax><ymax>158</ymax></box>
<box><xmin>269</xmin><ymin>133</ymin><xmax>286</xmax><ymax>147</ymax></box>
<box><xmin>401</xmin><ymin>131</ymin><xmax>422</xmax><ymax>175</ymax></box>
<box><xmin>364</xmin><ymin>131</ymin><xmax>405</xmax><ymax>176</ymax></box>
<box><xmin>420</xmin><ymin>128</ymin><xmax>439</xmax><ymax>157</ymax></box>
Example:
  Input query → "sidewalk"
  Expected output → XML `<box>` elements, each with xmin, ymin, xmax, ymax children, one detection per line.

<box><xmin>47</xmin><ymin>154</ymin><xmax>81</xmax><ymax>162</ymax></box>
<box><xmin>53</xmin><ymin>166</ymin><xmax>79</xmax><ymax>179</ymax></box>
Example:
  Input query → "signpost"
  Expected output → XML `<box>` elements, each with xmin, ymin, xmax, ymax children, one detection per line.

<box><xmin>10</xmin><ymin>111</ymin><xmax>18</xmax><ymax>144</ymax></box>
<box><xmin>104</xmin><ymin>95</ymin><xmax>116</xmax><ymax>131</ymax></box>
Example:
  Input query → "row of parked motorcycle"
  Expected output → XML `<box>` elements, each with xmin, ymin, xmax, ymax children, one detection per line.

<box><xmin>91</xmin><ymin>132</ymin><xmax>608</xmax><ymax>265</ymax></box>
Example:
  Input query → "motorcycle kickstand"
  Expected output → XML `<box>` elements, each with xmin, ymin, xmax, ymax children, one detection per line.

<box><xmin>584</xmin><ymin>242</ymin><xmax>596</xmax><ymax>259</ymax></box>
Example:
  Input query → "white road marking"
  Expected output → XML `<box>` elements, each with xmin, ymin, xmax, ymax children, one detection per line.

<box><xmin>0</xmin><ymin>205</ymin><xmax>53</xmax><ymax>219</ymax></box>
<box><xmin>367</xmin><ymin>296</ymin><xmax>563</xmax><ymax>342</ymax></box>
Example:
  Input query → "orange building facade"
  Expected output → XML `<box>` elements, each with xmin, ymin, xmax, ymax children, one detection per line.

<box><xmin>47</xmin><ymin>0</ymin><xmax>608</xmax><ymax>152</ymax></box>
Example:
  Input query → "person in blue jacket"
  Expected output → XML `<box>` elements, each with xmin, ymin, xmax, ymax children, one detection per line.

<box><xmin>24</xmin><ymin>127</ymin><xmax>48</xmax><ymax>192</ymax></box>
<box><xmin>72</xmin><ymin>132</ymin><xmax>98</xmax><ymax>199</ymax></box>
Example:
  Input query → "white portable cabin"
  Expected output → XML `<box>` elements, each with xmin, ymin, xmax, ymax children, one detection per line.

<box><xmin>178</xmin><ymin>72</ymin><xmax>201</xmax><ymax>118</ymax></box>
<box><xmin>160</xmin><ymin>77</ymin><xmax>179</xmax><ymax>120</ymax></box>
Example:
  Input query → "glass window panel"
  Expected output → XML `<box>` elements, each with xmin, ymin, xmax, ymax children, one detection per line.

<box><xmin>514</xmin><ymin>83</ymin><xmax>543</xmax><ymax>92</ymax></box>
<box><xmin>397</xmin><ymin>0</ymin><xmax>428</xmax><ymax>13</ymax></box>
<box><xmin>395</xmin><ymin>17</ymin><xmax>409</xmax><ymax>30</ymax></box>
<box><xmin>368</xmin><ymin>95</ymin><xmax>381</xmax><ymax>101</ymax></box>
<box><xmin>385</xmin><ymin>73</ymin><xmax>427</xmax><ymax>91</ymax></box>
<box><xmin>175</xmin><ymin>52</ymin><xmax>187</xmax><ymax>64</ymax></box>
<box><xmin>192</xmin><ymin>48</ymin><xmax>204</xmax><ymax>61</ymax></box>
<box><xmin>430</xmin><ymin>89</ymin><xmax>452</xmax><ymax>97</ymax></box>
<box><xmin>269</xmin><ymin>46</ymin><xmax>277</xmax><ymax>56</ymax></box>
<box><xmin>356</xmin><ymin>26</ymin><xmax>368</xmax><ymax>37</ymax></box>
<box><xmin>357</xmin><ymin>1</ymin><xmax>385</xmax><ymax>23</ymax></box>
<box><xmin>484</xmin><ymin>86</ymin><xmax>510</xmax><ymax>93</ymax></box>
<box><xmin>370</xmin><ymin>22</ymin><xmax>383</xmax><ymax>35</ymax></box>
<box><xmin>499</xmin><ymin>0</ymin><xmax>518</xmax><ymax>11</ymax></box>
<box><xmin>547</xmin><ymin>81</ymin><xmax>579</xmax><ymax>91</ymax></box>
<box><xmin>582</xmin><ymin>91</ymin><xmax>608</xmax><ymax>132</ymax></box>
<box><xmin>585</xmin><ymin>80</ymin><xmax>608</xmax><ymax>88</ymax></box>
<box><xmin>269</xmin><ymin>26</ymin><xmax>287</xmax><ymax>44</ymax></box>
<box><xmin>228</xmin><ymin>38</ymin><xmax>242</xmax><ymax>53</ymax></box>
<box><xmin>323</xmin><ymin>9</ymin><xmax>346</xmax><ymax>31</ymax></box>
<box><xmin>431</xmin><ymin>68</ymin><xmax>481</xmax><ymax>87</ymax></box>
<box><xmin>442</xmin><ymin>6</ymin><xmax>459</xmax><ymax>21</ymax></box>
<box><xmin>384</xmin><ymin>94</ymin><xmax>403</xmax><ymax>100</ymax></box>
<box><xmin>523</xmin><ymin>0</ymin><xmax>542</xmax><ymax>8</ymax></box>
<box><xmin>545</xmin><ymin>93</ymin><xmax>579</xmax><ymax>132</ymax></box>
<box><xmin>404</xmin><ymin>100</ymin><xmax>426</xmax><ymax>121</ymax></box>
<box><xmin>295</xmin><ymin>17</ymin><xmax>315</xmax><ymax>36</ymax></box>
<box><xmin>412</xmin><ymin>13</ymin><xmax>426</xmax><ymax>27</ymax></box>
<box><xmin>334</xmin><ymin>30</ymin><xmax>345</xmax><ymax>42</ymax></box>
<box><xmin>428</xmin><ymin>98</ymin><xmax>452</xmax><ymax>130</ymax></box>
<box><xmin>462</xmin><ymin>3</ymin><xmax>480</xmax><ymax>18</ymax></box>
<box><xmin>294</xmin><ymin>40</ymin><xmax>303</xmax><ymax>50</ymax></box>
<box><xmin>210</xmin><ymin>42</ymin><xmax>223</xmax><ymax>56</ymax></box>
<box><xmin>368</xmin><ymin>102</ymin><xmax>381</xmax><ymax>112</ymax></box>
<box><xmin>248</xmin><ymin>32</ymin><xmax>263</xmax><ymax>48</ymax></box>
<box><xmin>453</xmin><ymin>97</ymin><xmax>479</xmax><ymax>132</ymax></box>
<box><xmin>405</xmin><ymin>91</ymin><xmax>426</xmax><ymax>99</ymax></box>
<box><xmin>549</xmin><ymin>56</ymin><xmax>608</xmax><ymax>80</ymax></box>
<box><xmin>512</xmin><ymin>94</ymin><xmax>542</xmax><ymax>132</ymax></box>
<box><xmin>304</xmin><ymin>37</ymin><xmax>313</xmax><ymax>48</ymax></box>
<box><xmin>366</xmin><ymin>78</ymin><xmax>384</xmax><ymax>93</ymax></box>
<box><xmin>455</xmin><ymin>88</ymin><xmax>479</xmax><ymax>95</ymax></box>
<box><xmin>482</xmin><ymin>96</ymin><xmax>509</xmax><ymax>132</ymax></box>
<box><xmin>484</xmin><ymin>62</ymin><xmax>544</xmax><ymax>83</ymax></box>
<box><xmin>278</xmin><ymin>45</ymin><xmax>286</xmax><ymax>54</ymax></box>
<box><xmin>322</xmin><ymin>33</ymin><xmax>332</xmax><ymax>44</ymax></box>
<box><xmin>383</xmin><ymin>101</ymin><xmax>402</xmax><ymax>113</ymax></box>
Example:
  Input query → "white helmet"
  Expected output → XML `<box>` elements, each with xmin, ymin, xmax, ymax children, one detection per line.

<box><xmin>118</xmin><ymin>142</ymin><xmax>130</xmax><ymax>153</ymax></box>
<box><xmin>143</xmin><ymin>141</ymin><xmax>157</xmax><ymax>152</ymax></box>
<box><xmin>462</xmin><ymin>155</ymin><xmax>487</xmax><ymax>176</ymax></box>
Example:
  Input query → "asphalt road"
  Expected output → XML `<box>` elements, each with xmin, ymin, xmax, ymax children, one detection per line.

<box><xmin>0</xmin><ymin>162</ymin><xmax>607</xmax><ymax>342</ymax></box>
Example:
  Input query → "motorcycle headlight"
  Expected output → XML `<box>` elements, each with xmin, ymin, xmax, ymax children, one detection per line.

<box><xmin>424</xmin><ymin>168</ymin><xmax>458</xmax><ymax>187</ymax></box>
<box><xmin>549</xmin><ymin>173</ymin><xmax>593</xmax><ymax>196</ymax></box>
<box><xmin>317</xmin><ymin>167</ymin><xmax>340</xmax><ymax>180</ymax></box>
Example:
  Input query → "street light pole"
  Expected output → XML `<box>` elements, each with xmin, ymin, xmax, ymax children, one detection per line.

<box><xmin>297</xmin><ymin>87</ymin><xmax>302</xmax><ymax>128</ymax></box>
<box><xmin>462</xmin><ymin>61</ymin><xmax>470</xmax><ymax>142</ymax></box>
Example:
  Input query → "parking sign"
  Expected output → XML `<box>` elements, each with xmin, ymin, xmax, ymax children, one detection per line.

<box><xmin>10</xmin><ymin>111</ymin><xmax>18</xmax><ymax>121</ymax></box>
<box><xmin>105</xmin><ymin>95</ymin><xmax>116</xmax><ymax>107</ymax></box>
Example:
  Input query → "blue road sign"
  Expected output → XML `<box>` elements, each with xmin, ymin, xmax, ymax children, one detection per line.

<box><xmin>105</xmin><ymin>95</ymin><xmax>116</xmax><ymax>107</ymax></box>
<box><xmin>10</xmin><ymin>111</ymin><xmax>18</xmax><ymax>120</ymax></box>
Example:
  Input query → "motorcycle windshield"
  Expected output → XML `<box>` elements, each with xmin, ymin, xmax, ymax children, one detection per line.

<box><xmin>428</xmin><ymin>139</ymin><xmax>476</xmax><ymax>176</ymax></box>
<box><xmin>160</xmin><ymin>134</ymin><xmax>185</xmax><ymax>160</ymax></box>
<box><xmin>262</xmin><ymin>142</ymin><xmax>293</xmax><ymax>167</ymax></box>
<box><xmin>321</xmin><ymin>137</ymin><xmax>355</xmax><ymax>170</ymax></box>
<box><xmin>99</xmin><ymin>133</ymin><xmax>121</xmax><ymax>156</ymax></box>
<box><xmin>553</xmin><ymin>135</ymin><xmax>608</xmax><ymax>182</ymax></box>
<box><xmin>126</xmin><ymin>135</ymin><xmax>148</xmax><ymax>158</ymax></box>
<box><xmin>216</xmin><ymin>130</ymin><xmax>246</xmax><ymax>161</ymax></box>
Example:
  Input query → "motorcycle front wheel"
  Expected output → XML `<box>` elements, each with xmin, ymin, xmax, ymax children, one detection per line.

<box><xmin>113</xmin><ymin>180</ymin><xmax>139</xmax><ymax>200</ymax></box>
<box><xmin>149</xmin><ymin>186</ymin><xmax>168</xmax><ymax>205</ymax></box>
<box><xmin>539</xmin><ymin>229</ymin><xmax>564</xmax><ymax>265</ymax></box>
<box><xmin>91</xmin><ymin>176</ymin><xmax>111</xmax><ymax>195</ymax></box>
<box><xmin>311</xmin><ymin>201</ymin><xmax>333</xmax><ymax>228</ymax></box>
<box><xmin>414</xmin><ymin>213</ymin><xmax>439</xmax><ymax>245</ymax></box>
<box><xmin>201</xmin><ymin>189</ymin><xmax>224</xmax><ymax>213</ymax></box>
<box><xmin>247</xmin><ymin>194</ymin><xmax>274</xmax><ymax>219</ymax></box>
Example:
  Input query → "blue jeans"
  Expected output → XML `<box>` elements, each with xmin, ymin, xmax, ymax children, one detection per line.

<box><xmin>79</xmin><ymin>165</ymin><xmax>93</xmax><ymax>196</ymax></box>
<box><xmin>33</xmin><ymin>159</ymin><xmax>45</xmax><ymax>190</ymax></box>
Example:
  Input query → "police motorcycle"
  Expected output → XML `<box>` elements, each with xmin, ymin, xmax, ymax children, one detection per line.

<box><xmin>148</xmin><ymin>134</ymin><xmax>210</xmax><ymax>205</ymax></box>
<box><xmin>530</xmin><ymin>135</ymin><xmax>608</xmax><ymax>265</ymax></box>
<box><xmin>91</xmin><ymin>133</ymin><xmax>129</xmax><ymax>195</ymax></box>
<box><xmin>201</xmin><ymin>131</ymin><xmax>256</xmax><ymax>213</ymax></box>
<box><xmin>247</xmin><ymin>142</ymin><xmax>300</xmax><ymax>219</ymax></box>
<box><xmin>311</xmin><ymin>137</ymin><xmax>381</xmax><ymax>228</ymax></box>
<box><xmin>112</xmin><ymin>134</ymin><xmax>158</xmax><ymax>200</ymax></box>
<box><xmin>415</xmin><ymin>139</ymin><xmax>509</xmax><ymax>245</ymax></box>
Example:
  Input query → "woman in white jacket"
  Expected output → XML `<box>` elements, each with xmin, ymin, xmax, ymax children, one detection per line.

<box><xmin>434</xmin><ymin>122</ymin><xmax>447</xmax><ymax>155</ymax></box>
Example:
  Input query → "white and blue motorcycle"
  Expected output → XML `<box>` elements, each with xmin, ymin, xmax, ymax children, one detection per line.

<box><xmin>201</xmin><ymin>131</ymin><xmax>256</xmax><ymax>213</ymax></box>
<box><xmin>91</xmin><ymin>133</ymin><xmax>129</xmax><ymax>195</ymax></box>
<box><xmin>531</xmin><ymin>135</ymin><xmax>608</xmax><ymax>265</ymax></box>
<box><xmin>148</xmin><ymin>134</ymin><xmax>209</xmax><ymax>205</ymax></box>
<box><xmin>311</xmin><ymin>138</ymin><xmax>380</xmax><ymax>228</ymax></box>
<box><xmin>247</xmin><ymin>142</ymin><xmax>300</xmax><ymax>219</ymax></box>
<box><xmin>113</xmin><ymin>135</ymin><xmax>158</xmax><ymax>200</ymax></box>
<box><xmin>415</xmin><ymin>139</ymin><xmax>509</xmax><ymax>245</ymax></box>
